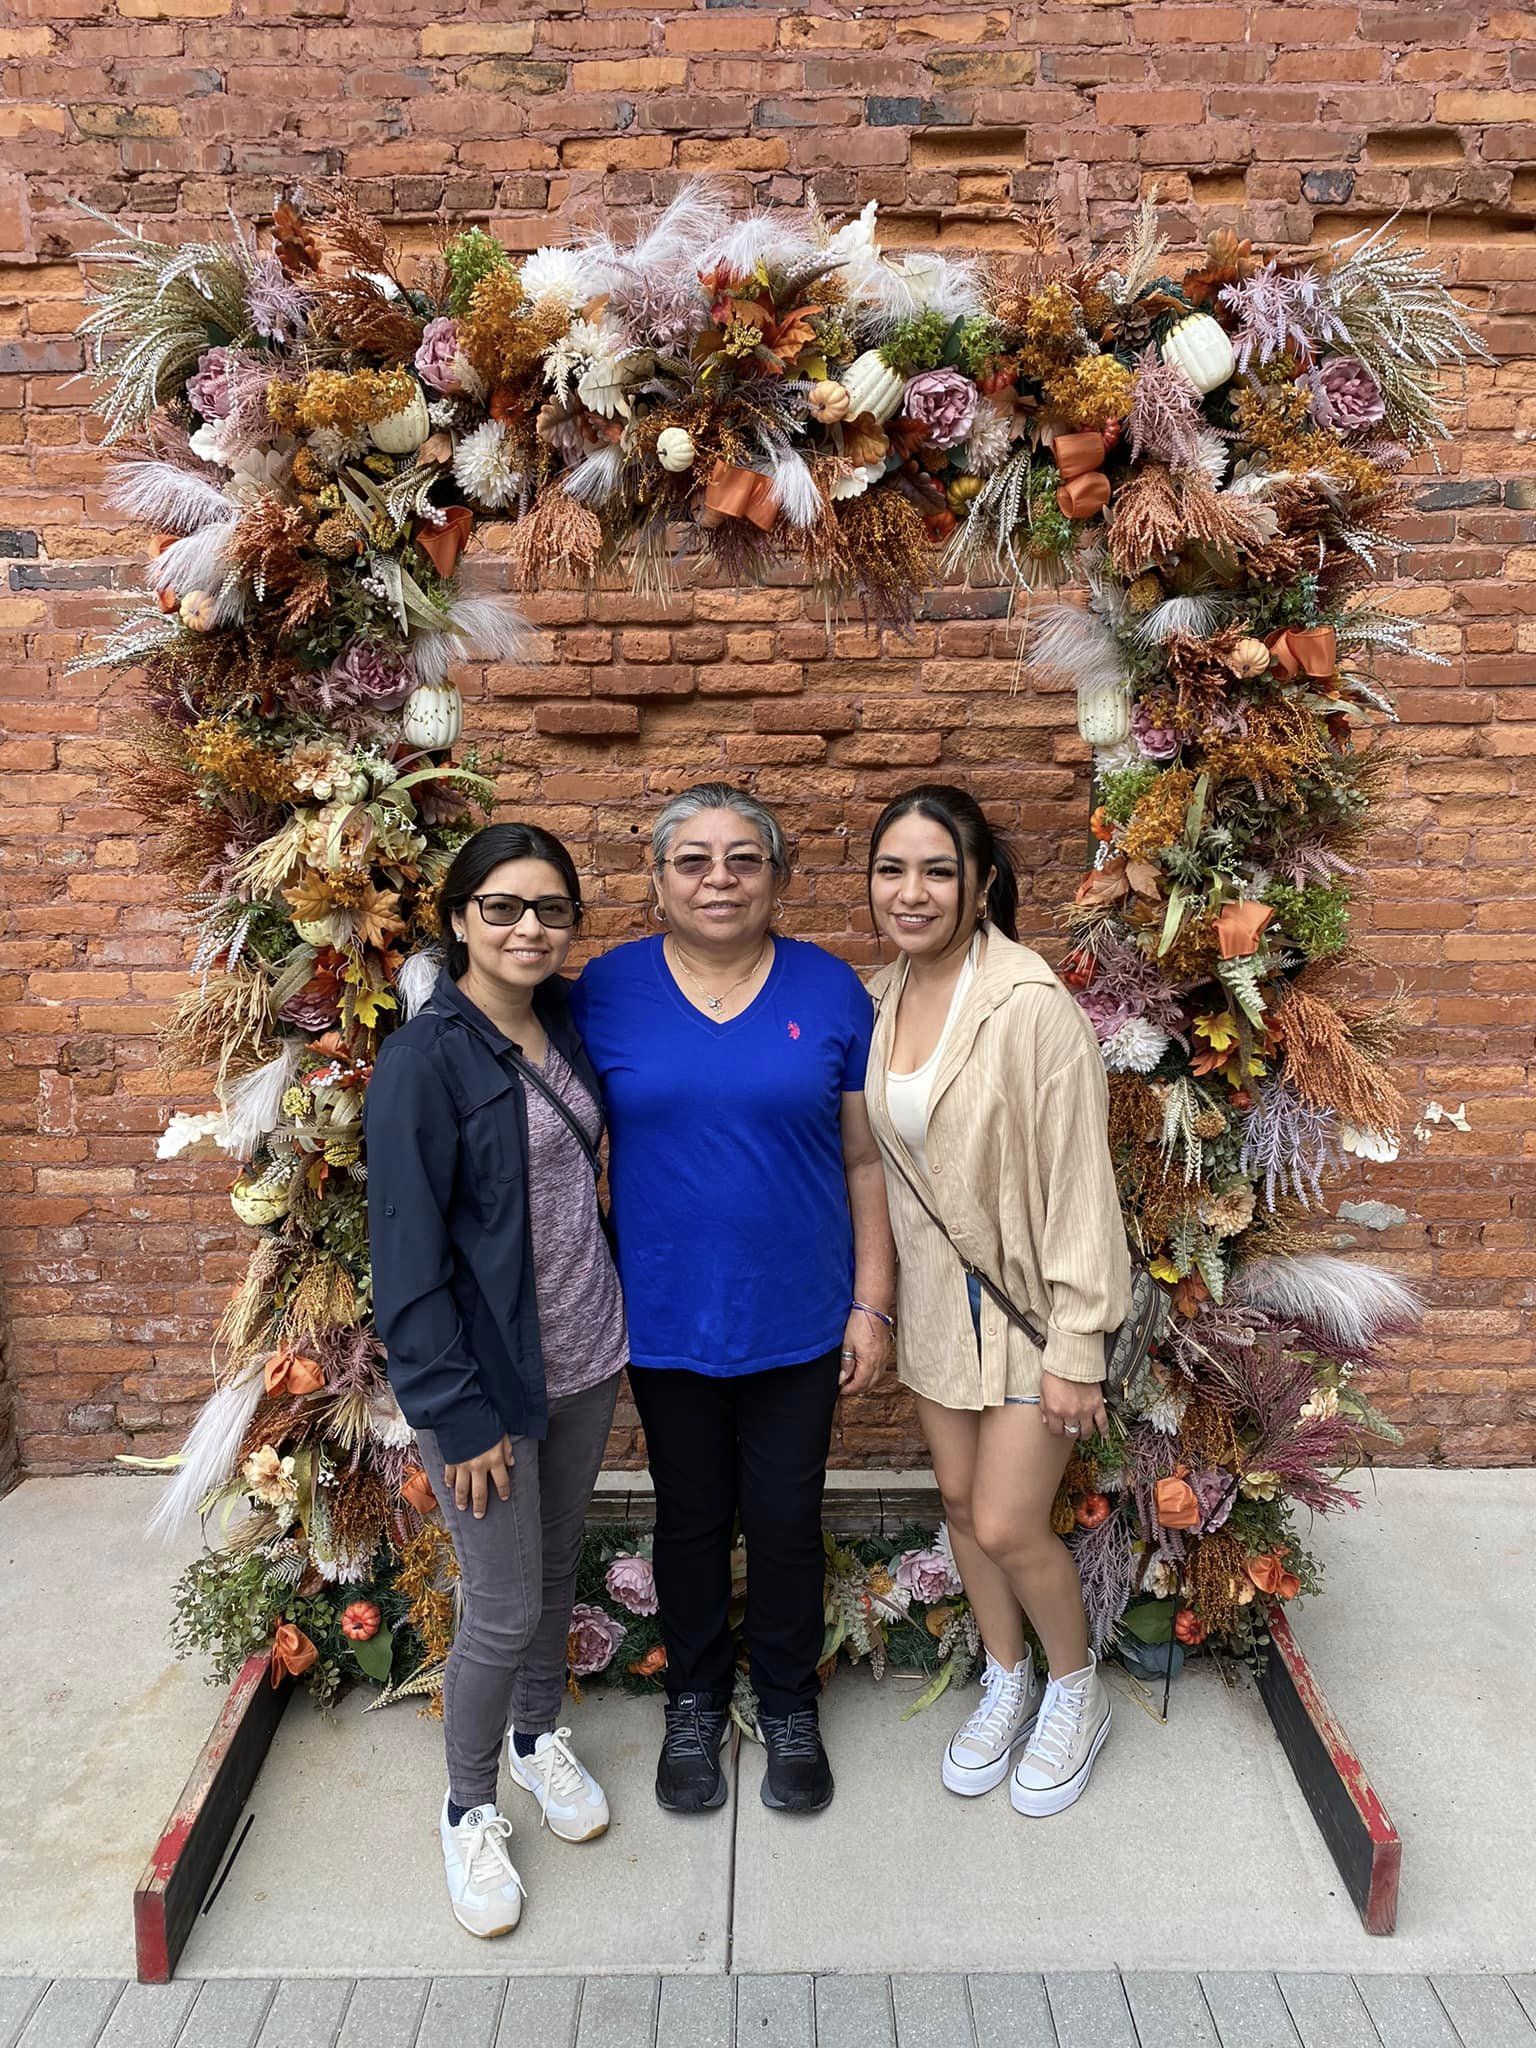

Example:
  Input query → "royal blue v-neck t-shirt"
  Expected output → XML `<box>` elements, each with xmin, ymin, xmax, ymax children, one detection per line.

<box><xmin>569</xmin><ymin>936</ymin><xmax>874</xmax><ymax>1376</ymax></box>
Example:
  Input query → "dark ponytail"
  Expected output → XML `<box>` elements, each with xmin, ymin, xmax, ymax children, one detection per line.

<box><xmin>867</xmin><ymin>784</ymin><xmax>1020</xmax><ymax>946</ymax></box>
<box><xmin>438</xmin><ymin>822</ymin><xmax>584</xmax><ymax>978</ymax></box>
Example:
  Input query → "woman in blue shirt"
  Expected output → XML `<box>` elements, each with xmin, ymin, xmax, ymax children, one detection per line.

<box><xmin>571</xmin><ymin>783</ymin><xmax>895</xmax><ymax>1818</ymax></box>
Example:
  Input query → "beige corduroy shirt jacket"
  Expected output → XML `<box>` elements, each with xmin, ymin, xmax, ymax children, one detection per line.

<box><xmin>865</xmin><ymin>928</ymin><xmax>1131</xmax><ymax>1406</ymax></box>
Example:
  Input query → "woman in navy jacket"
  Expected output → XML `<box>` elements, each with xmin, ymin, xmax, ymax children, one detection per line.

<box><xmin>365</xmin><ymin>823</ymin><xmax>627</xmax><ymax>1941</ymax></box>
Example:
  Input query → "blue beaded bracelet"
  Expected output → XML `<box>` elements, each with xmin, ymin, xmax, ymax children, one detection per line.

<box><xmin>852</xmin><ymin>1300</ymin><xmax>895</xmax><ymax>1330</ymax></box>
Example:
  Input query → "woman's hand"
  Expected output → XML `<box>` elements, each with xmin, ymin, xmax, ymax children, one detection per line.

<box><xmin>1039</xmin><ymin>1372</ymin><xmax>1109</xmax><ymax>1442</ymax></box>
<box><xmin>839</xmin><ymin>1306</ymin><xmax>891</xmax><ymax>1395</ymax></box>
<box><xmin>442</xmin><ymin>1436</ymin><xmax>515</xmax><ymax>1518</ymax></box>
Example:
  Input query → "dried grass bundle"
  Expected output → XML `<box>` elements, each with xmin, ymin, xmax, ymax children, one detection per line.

<box><xmin>1105</xmin><ymin>465</ymin><xmax>1184</xmax><ymax>576</ymax></box>
<box><xmin>506</xmin><ymin>485</ymin><xmax>604</xmax><ymax>590</ymax></box>
<box><xmin>163</xmin><ymin>967</ymin><xmax>276</xmax><ymax>1081</ymax></box>
<box><xmin>307</xmin><ymin>189</ymin><xmax>424</xmax><ymax>362</ymax></box>
<box><xmin>1184</xmin><ymin>1530</ymin><xmax>1248</xmax><ymax>1634</ymax></box>
<box><xmin>805</xmin><ymin>488</ymin><xmax>935</xmax><ymax>629</ymax></box>
<box><xmin>1273</xmin><ymin>980</ymin><xmax>1406</xmax><ymax>1133</ymax></box>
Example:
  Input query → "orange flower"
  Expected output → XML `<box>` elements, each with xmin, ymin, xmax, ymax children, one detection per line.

<box><xmin>270</xmin><ymin>1621</ymin><xmax>318</xmax><ymax>1686</ymax></box>
<box><xmin>1246</xmin><ymin>1552</ymin><xmax>1301</xmax><ymax>1600</ymax></box>
<box><xmin>1154</xmin><ymin>1469</ymin><xmax>1201</xmax><ymax>1531</ymax></box>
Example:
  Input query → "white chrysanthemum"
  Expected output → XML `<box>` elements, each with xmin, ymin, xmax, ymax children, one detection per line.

<box><xmin>1144</xmin><ymin>1376</ymin><xmax>1191</xmax><ymax>1436</ymax></box>
<box><xmin>367</xmin><ymin>1389</ymin><xmax>417</xmax><ymax>1448</ymax></box>
<box><xmin>157</xmin><ymin>1110</ymin><xmax>223</xmax><ymax>1160</ymax></box>
<box><xmin>577</xmin><ymin>351</ymin><xmax>631</xmax><ymax>419</ymax></box>
<box><xmin>451</xmin><ymin>419</ymin><xmax>522</xmax><ymax>508</ymax></box>
<box><xmin>955</xmin><ymin>397</ymin><xmax>1018</xmax><ymax>476</ymax></box>
<box><xmin>1146</xmin><ymin>1556</ymin><xmax>1180</xmax><ymax>1596</ymax></box>
<box><xmin>306</xmin><ymin>424</ymin><xmax>371</xmax><ymax>470</ymax></box>
<box><xmin>1188</xmin><ymin>426</ymin><xmax>1230</xmax><ymax>487</ymax></box>
<box><xmin>520</xmin><ymin>244</ymin><xmax>608</xmax><ymax>309</ymax></box>
<box><xmin>1101</xmin><ymin>1018</ymin><xmax>1171</xmax><ymax>1074</ymax></box>
<box><xmin>1093</xmin><ymin>735</ymin><xmax>1141</xmax><ymax>779</ymax></box>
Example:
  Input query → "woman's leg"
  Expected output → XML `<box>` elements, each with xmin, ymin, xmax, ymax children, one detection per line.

<box><xmin>735</xmin><ymin>1349</ymin><xmax>842</xmax><ymax>1715</ymax></box>
<box><xmin>915</xmin><ymin>1394</ymin><xmax>1029</xmax><ymax>1670</ymax></box>
<box><xmin>507</xmin><ymin>1374</ymin><xmax>620</xmax><ymax>1738</ymax></box>
<box><xmin>417</xmin><ymin>1424</ymin><xmax>543</xmax><ymax>1811</ymax></box>
<box><xmin>967</xmin><ymin>1403</ymin><xmax>1088</xmax><ymax>1679</ymax></box>
<box><xmin>629</xmin><ymin>1365</ymin><xmax>740</xmax><ymax>1705</ymax></box>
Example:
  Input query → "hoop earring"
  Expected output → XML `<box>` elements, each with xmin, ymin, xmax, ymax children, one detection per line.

<box><xmin>773</xmin><ymin>897</ymin><xmax>786</xmax><ymax>923</ymax></box>
<box><xmin>650</xmin><ymin>898</ymin><xmax>667</xmax><ymax>927</ymax></box>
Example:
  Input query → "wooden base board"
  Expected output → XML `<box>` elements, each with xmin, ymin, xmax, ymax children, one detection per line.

<box><xmin>1256</xmin><ymin>1602</ymin><xmax>1402</xmax><ymax>1935</ymax></box>
<box><xmin>133</xmin><ymin>1650</ymin><xmax>293</xmax><ymax>1983</ymax></box>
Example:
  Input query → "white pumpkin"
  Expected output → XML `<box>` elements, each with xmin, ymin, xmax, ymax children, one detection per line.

<box><xmin>1160</xmin><ymin>313</ymin><xmax>1236</xmax><ymax>397</ymax></box>
<box><xmin>1076</xmin><ymin>678</ymin><xmax>1131</xmax><ymax>746</ymax></box>
<box><xmin>655</xmin><ymin>426</ymin><xmax>696</xmax><ymax>473</ymax></box>
<box><xmin>401</xmin><ymin>683</ymin><xmax>463</xmax><ymax>750</ymax></box>
<box><xmin>230</xmin><ymin>1167</ymin><xmax>292</xmax><ymax>1229</ymax></box>
<box><xmin>839</xmin><ymin>349</ymin><xmax>905</xmax><ymax>425</ymax></box>
<box><xmin>368</xmin><ymin>383</ymin><xmax>432</xmax><ymax>455</ymax></box>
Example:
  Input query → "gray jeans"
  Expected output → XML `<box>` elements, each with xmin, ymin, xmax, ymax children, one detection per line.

<box><xmin>416</xmin><ymin>1372</ymin><xmax>619</xmax><ymax>1810</ymax></box>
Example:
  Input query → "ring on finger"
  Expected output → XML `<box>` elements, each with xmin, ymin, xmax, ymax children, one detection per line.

<box><xmin>1064</xmin><ymin>1423</ymin><xmax>1080</xmax><ymax>1435</ymax></box>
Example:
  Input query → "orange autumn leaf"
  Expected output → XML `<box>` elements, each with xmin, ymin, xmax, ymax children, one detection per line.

<box><xmin>353</xmin><ymin>880</ymin><xmax>404</xmax><ymax>950</ymax></box>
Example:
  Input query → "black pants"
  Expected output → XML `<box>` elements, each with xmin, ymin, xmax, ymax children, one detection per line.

<box><xmin>629</xmin><ymin>1349</ymin><xmax>841</xmax><ymax>1718</ymax></box>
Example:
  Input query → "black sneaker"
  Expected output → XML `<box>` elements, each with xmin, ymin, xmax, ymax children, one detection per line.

<box><xmin>759</xmin><ymin>1707</ymin><xmax>834</xmax><ymax>1814</ymax></box>
<box><xmin>655</xmin><ymin>1693</ymin><xmax>730</xmax><ymax>1813</ymax></box>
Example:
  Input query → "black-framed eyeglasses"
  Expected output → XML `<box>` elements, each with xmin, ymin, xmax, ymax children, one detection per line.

<box><xmin>470</xmin><ymin>893</ymin><xmax>579</xmax><ymax>929</ymax></box>
<box><xmin>662</xmin><ymin>852</ymin><xmax>771</xmax><ymax>880</ymax></box>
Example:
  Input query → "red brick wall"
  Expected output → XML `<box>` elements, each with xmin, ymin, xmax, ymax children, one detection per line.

<box><xmin>2</xmin><ymin>3</ymin><xmax>1532</xmax><ymax>1476</ymax></box>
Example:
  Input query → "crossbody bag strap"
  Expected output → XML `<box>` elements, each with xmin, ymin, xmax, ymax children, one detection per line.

<box><xmin>507</xmin><ymin>1048</ymin><xmax>603</xmax><ymax>1181</ymax></box>
<box><xmin>879</xmin><ymin>1137</ymin><xmax>1047</xmax><ymax>1355</ymax></box>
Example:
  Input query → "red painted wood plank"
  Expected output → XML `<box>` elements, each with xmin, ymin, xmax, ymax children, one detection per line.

<box><xmin>133</xmin><ymin>1649</ymin><xmax>293</xmax><ymax>1982</ymax></box>
<box><xmin>1258</xmin><ymin>1602</ymin><xmax>1401</xmax><ymax>1936</ymax></box>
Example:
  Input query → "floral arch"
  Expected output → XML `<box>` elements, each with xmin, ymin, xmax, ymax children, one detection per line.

<box><xmin>79</xmin><ymin>183</ymin><xmax>1481</xmax><ymax>1703</ymax></box>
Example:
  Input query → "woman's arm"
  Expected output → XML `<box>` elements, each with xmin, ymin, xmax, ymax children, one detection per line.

<box><xmin>364</xmin><ymin>1045</ymin><xmax>510</xmax><ymax>1486</ymax></box>
<box><xmin>839</xmin><ymin>1090</ymin><xmax>896</xmax><ymax>1394</ymax></box>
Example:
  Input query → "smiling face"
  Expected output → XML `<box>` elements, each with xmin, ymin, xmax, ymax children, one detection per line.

<box><xmin>869</xmin><ymin>811</ymin><xmax>991</xmax><ymax>964</ymax></box>
<box><xmin>452</xmin><ymin>857</ymin><xmax>576</xmax><ymax>999</ymax></box>
<box><xmin>654</xmin><ymin>806</ymin><xmax>778</xmax><ymax>953</ymax></box>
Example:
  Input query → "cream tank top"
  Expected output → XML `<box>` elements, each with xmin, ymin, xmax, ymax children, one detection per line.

<box><xmin>883</xmin><ymin>939</ymin><xmax>978</xmax><ymax>1176</ymax></box>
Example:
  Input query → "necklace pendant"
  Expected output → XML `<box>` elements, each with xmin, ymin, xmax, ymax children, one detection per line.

<box><xmin>708</xmin><ymin>996</ymin><xmax>723</xmax><ymax>1014</ymax></box>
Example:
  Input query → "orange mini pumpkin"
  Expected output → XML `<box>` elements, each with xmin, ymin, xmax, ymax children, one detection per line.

<box><xmin>1173</xmin><ymin>1608</ymin><xmax>1208</xmax><ymax>1646</ymax></box>
<box><xmin>1073</xmin><ymin>1492</ymin><xmax>1112</xmax><ymax>1531</ymax></box>
<box><xmin>341</xmin><ymin>1599</ymin><xmax>382</xmax><ymax>1642</ymax></box>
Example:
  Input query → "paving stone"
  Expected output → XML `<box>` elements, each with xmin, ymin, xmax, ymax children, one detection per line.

<box><xmin>496</xmin><ymin>1977</ymin><xmax>581</xmax><ymax>2048</ymax></box>
<box><xmin>0</xmin><ymin>1986</ymin><xmax>47</xmax><ymax>2048</ymax></box>
<box><xmin>813</xmin><ymin>1977</ymin><xmax>895</xmax><ymax>2048</ymax></box>
<box><xmin>417</xmin><ymin>1978</ymin><xmax>504</xmax><ymax>2048</ymax></box>
<box><xmin>733</xmin><ymin>1976</ymin><xmax>813</xmax><ymax>2048</ymax></box>
<box><xmin>97</xmin><ymin>1983</ymin><xmax>201</xmax><ymax>2048</ymax></box>
<box><xmin>966</xmin><ymin>1975</ymin><xmax>1054</xmax><ymax>2048</ymax></box>
<box><xmin>18</xmin><ymin>1983</ymin><xmax>125</xmax><ymax>2048</ymax></box>
<box><xmin>1431</xmin><ymin>1976</ymin><xmax>1536</xmax><ymax>2046</ymax></box>
<box><xmin>181</xmin><ymin>1982</ymin><xmax>278</xmax><ymax>2048</ymax></box>
<box><xmin>1198</xmin><ymin>1974</ymin><xmax>1299</xmax><ymax>2047</ymax></box>
<box><xmin>1512</xmin><ymin>1983</ymin><xmax>1536</xmax><ymax>2032</ymax></box>
<box><xmin>656</xmin><ymin>1978</ymin><xmax>731</xmax><ymax>2048</ymax></box>
<box><xmin>1276</xmin><ymin>1975</ymin><xmax>1380</xmax><ymax>2048</ymax></box>
<box><xmin>574</xmin><ymin>1976</ymin><xmax>658</xmax><ymax>2048</ymax></box>
<box><xmin>253</xmin><ymin>1981</ymin><xmax>354</xmax><ymax>2048</ymax></box>
<box><xmin>1123</xmin><ymin>1972</ymin><xmax>1219</xmax><ymax>2047</ymax></box>
<box><xmin>334</xmin><ymin>1980</ymin><xmax>427</xmax><ymax>2048</ymax></box>
<box><xmin>1354</xmin><ymin>1977</ymin><xmax>1462</xmax><ymax>2048</ymax></box>
<box><xmin>1044</xmin><ymin>1973</ymin><xmax>1136</xmax><ymax>2048</ymax></box>
<box><xmin>891</xmin><ymin>1974</ymin><xmax>973</xmax><ymax>2048</ymax></box>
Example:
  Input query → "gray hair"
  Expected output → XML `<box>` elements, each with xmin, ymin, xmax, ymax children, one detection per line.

<box><xmin>651</xmin><ymin>782</ymin><xmax>790</xmax><ymax>877</ymax></box>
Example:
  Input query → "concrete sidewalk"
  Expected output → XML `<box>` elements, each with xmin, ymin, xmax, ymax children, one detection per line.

<box><xmin>2</xmin><ymin>1470</ymin><xmax>1534</xmax><ymax>1986</ymax></box>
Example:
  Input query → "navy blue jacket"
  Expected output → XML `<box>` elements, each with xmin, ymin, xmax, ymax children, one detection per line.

<box><xmin>363</xmin><ymin>967</ymin><xmax>605</xmax><ymax>1461</ymax></box>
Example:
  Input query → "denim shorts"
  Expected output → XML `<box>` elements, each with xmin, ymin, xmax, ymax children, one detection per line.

<box><xmin>966</xmin><ymin>1273</ymin><xmax>1040</xmax><ymax>1407</ymax></box>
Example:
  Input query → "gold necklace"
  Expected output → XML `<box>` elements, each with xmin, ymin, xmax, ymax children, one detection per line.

<box><xmin>668</xmin><ymin>936</ymin><xmax>771</xmax><ymax>1017</ymax></box>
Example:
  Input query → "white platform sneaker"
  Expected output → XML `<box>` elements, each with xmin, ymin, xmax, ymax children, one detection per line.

<box><xmin>941</xmin><ymin>1652</ymin><xmax>1041</xmax><ymax>1797</ymax></box>
<box><xmin>439</xmin><ymin>1796</ymin><xmax>526</xmax><ymax>1938</ymax></box>
<box><xmin>507</xmin><ymin>1725</ymin><xmax>610</xmax><ymax>1843</ymax></box>
<box><xmin>1009</xmin><ymin>1659</ymin><xmax>1112</xmax><ymax>1818</ymax></box>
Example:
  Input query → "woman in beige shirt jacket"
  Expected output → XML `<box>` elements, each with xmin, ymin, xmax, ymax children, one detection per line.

<box><xmin>864</xmin><ymin>785</ymin><xmax>1130</xmax><ymax>1820</ymax></box>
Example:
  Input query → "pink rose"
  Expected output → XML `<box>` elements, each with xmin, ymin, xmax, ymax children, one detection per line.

<box><xmin>414</xmin><ymin>317</ymin><xmax>480</xmax><ymax>398</ymax></box>
<box><xmin>892</xmin><ymin>1546</ymin><xmax>962</xmax><ymax>1604</ymax></box>
<box><xmin>566</xmin><ymin>1601</ymin><xmax>625</xmax><ymax>1677</ymax></box>
<box><xmin>1306</xmin><ymin>355</ymin><xmax>1386</xmax><ymax>436</ymax></box>
<box><xmin>186</xmin><ymin>347</ymin><xmax>235</xmax><ymax>420</ymax></box>
<box><xmin>604</xmin><ymin>1552</ymin><xmax>658</xmax><ymax>1617</ymax></box>
<box><xmin>901</xmin><ymin>369</ymin><xmax>980</xmax><ymax>451</ymax></box>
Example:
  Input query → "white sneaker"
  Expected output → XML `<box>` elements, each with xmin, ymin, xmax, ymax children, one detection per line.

<box><xmin>506</xmin><ymin>1725</ymin><xmax>610</xmax><ymax>1843</ymax></box>
<box><xmin>439</xmin><ymin>1795</ymin><xmax>526</xmax><ymax>1938</ymax></box>
<box><xmin>941</xmin><ymin>1653</ymin><xmax>1041</xmax><ymax>1797</ymax></box>
<box><xmin>1009</xmin><ymin>1659</ymin><xmax>1112</xmax><ymax>1817</ymax></box>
